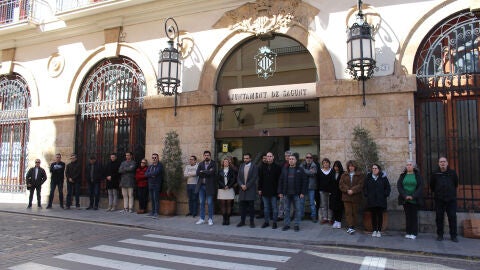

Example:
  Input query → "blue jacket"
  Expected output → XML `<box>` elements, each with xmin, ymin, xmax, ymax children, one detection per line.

<box><xmin>278</xmin><ymin>165</ymin><xmax>308</xmax><ymax>196</ymax></box>
<box><xmin>145</xmin><ymin>162</ymin><xmax>164</xmax><ymax>189</ymax></box>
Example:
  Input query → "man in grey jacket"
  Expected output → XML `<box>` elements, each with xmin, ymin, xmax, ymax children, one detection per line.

<box><xmin>119</xmin><ymin>151</ymin><xmax>136</xmax><ymax>213</ymax></box>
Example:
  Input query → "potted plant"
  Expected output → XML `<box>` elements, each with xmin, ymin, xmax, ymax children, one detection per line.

<box><xmin>159</xmin><ymin>130</ymin><xmax>183</xmax><ymax>216</ymax></box>
<box><xmin>351</xmin><ymin>126</ymin><xmax>388</xmax><ymax>232</ymax></box>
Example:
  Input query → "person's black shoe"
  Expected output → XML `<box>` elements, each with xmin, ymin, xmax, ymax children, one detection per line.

<box><xmin>186</xmin><ymin>213</ymin><xmax>192</xmax><ymax>216</ymax></box>
<box><xmin>237</xmin><ymin>222</ymin><xmax>245</xmax><ymax>227</ymax></box>
<box><xmin>451</xmin><ymin>236</ymin><xmax>458</xmax><ymax>242</ymax></box>
<box><xmin>250</xmin><ymin>222</ymin><xmax>255</xmax><ymax>228</ymax></box>
<box><xmin>282</xmin><ymin>225</ymin><xmax>290</xmax><ymax>231</ymax></box>
<box><xmin>46</xmin><ymin>205</ymin><xmax>52</xmax><ymax>209</ymax></box>
<box><xmin>294</xmin><ymin>225</ymin><xmax>300</xmax><ymax>232</ymax></box>
<box><xmin>272</xmin><ymin>222</ymin><xmax>277</xmax><ymax>229</ymax></box>
<box><xmin>261</xmin><ymin>222</ymin><xmax>269</xmax><ymax>228</ymax></box>
<box><xmin>60</xmin><ymin>205</ymin><xmax>64</xmax><ymax>209</ymax></box>
<box><xmin>86</xmin><ymin>206</ymin><xmax>93</xmax><ymax>210</ymax></box>
<box><xmin>436</xmin><ymin>235</ymin><xmax>444</xmax><ymax>241</ymax></box>
<box><xmin>27</xmin><ymin>205</ymin><xmax>32</xmax><ymax>209</ymax></box>
<box><xmin>93</xmin><ymin>207</ymin><xmax>98</xmax><ymax>210</ymax></box>
<box><xmin>37</xmin><ymin>205</ymin><xmax>42</xmax><ymax>209</ymax></box>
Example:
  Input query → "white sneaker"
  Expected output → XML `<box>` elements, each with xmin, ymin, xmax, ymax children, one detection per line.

<box><xmin>195</xmin><ymin>219</ymin><xmax>205</xmax><ymax>225</ymax></box>
<box><xmin>335</xmin><ymin>222</ymin><xmax>341</xmax><ymax>229</ymax></box>
<box><xmin>208</xmin><ymin>218</ymin><xmax>214</xmax><ymax>226</ymax></box>
<box><xmin>376</xmin><ymin>231</ymin><xmax>382</xmax><ymax>237</ymax></box>
<box><xmin>372</xmin><ymin>231</ymin><xmax>378</xmax><ymax>237</ymax></box>
<box><xmin>410</xmin><ymin>235</ymin><xmax>416</xmax><ymax>239</ymax></box>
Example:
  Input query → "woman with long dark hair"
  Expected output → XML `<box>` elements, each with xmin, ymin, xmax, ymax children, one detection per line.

<box><xmin>329</xmin><ymin>160</ymin><xmax>344</xmax><ymax>229</ymax></box>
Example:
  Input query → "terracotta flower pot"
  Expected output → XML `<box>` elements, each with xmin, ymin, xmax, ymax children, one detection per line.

<box><xmin>159</xmin><ymin>199</ymin><xmax>176</xmax><ymax>216</ymax></box>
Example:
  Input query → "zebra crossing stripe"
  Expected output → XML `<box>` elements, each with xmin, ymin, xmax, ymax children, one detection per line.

<box><xmin>91</xmin><ymin>245</ymin><xmax>278</xmax><ymax>270</ymax></box>
<box><xmin>144</xmin><ymin>234</ymin><xmax>301</xmax><ymax>253</ymax></box>
<box><xmin>120</xmin><ymin>238</ymin><xmax>291</xmax><ymax>262</ymax></box>
<box><xmin>55</xmin><ymin>253</ymin><xmax>172</xmax><ymax>270</ymax></box>
<box><xmin>359</xmin><ymin>256</ymin><xmax>386</xmax><ymax>270</ymax></box>
<box><xmin>8</xmin><ymin>262</ymin><xmax>67</xmax><ymax>270</ymax></box>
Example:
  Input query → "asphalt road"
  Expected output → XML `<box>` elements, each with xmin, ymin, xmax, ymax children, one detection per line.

<box><xmin>1</xmin><ymin>212</ymin><xmax>478</xmax><ymax>270</ymax></box>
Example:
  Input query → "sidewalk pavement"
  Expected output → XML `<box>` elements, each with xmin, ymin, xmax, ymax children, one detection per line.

<box><xmin>1</xmin><ymin>203</ymin><xmax>479</xmax><ymax>260</ymax></box>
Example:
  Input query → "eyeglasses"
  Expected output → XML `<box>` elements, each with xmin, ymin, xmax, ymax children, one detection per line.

<box><xmin>35</xmin><ymin>161</ymin><xmax>40</xmax><ymax>163</ymax></box>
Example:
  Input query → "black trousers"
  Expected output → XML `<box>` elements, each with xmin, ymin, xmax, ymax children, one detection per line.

<box><xmin>403</xmin><ymin>203</ymin><xmax>419</xmax><ymax>236</ymax></box>
<box><xmin>48</xmin><ymin>180</ymin><xmax>64</xmax><ymax>207</ymax></box>
<box><xmin>240</xmin><ymin>200</ymin><xmax>255</xmax><ymax>223</ymax></box>
<box><xmin>28</xmin><ymin>186</ymin><xmax>42</xmax><ymax>206</ymax></box>
<box><xmin>435</xmin><ymin>199</ymin><xmax>457</xmax><ymax>237</ymax></box>
<box><xmin>369</xmin><ymin>207</ymin><xmax>384</xmax><ymax>232</ymax></box>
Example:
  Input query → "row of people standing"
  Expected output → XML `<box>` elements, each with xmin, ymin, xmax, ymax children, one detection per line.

<box><xmin>28</xmin><ymin>152</ymin><xmax>164</xmax><ymax>216</ymax></box>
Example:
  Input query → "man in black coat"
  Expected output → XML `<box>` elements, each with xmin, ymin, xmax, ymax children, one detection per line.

<box><xmin>195</xmin><ymin>150</ymin><xmax>217</xmax><ymax>225</ymax></box>
<box><xmin>85</xmin><ymin>156</ymin><xmax>104</xmax><ymax>210</ymax></box>
<box><xmin>430</xmin><ymin>156</ymin><xmax>459</xmax><ymax>242</ymax></box>
<box><xmin>65</xmin><ymin>154</ymin><xmax>82</xmax><ymax>209</ymax></box>
<box><xmin>26</xmin><ymin>159</ymin><xmax>47</xmax><ymax>208</ymax></box>
<box><xmin>105</xmin><ymin>153</ymin><xmax>121</xmax><ymax>211</ymax></box>
<box><xmin>47</xmin><ymin>153</ymin><xmax>65</xmax><ymax>209</ymax></box>
<box><xmin>258</xmin><ymin>152</ymin><xmax>281</xmax><ymax>229</ymax></box>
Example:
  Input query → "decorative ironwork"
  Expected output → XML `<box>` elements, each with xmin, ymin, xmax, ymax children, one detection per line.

<box><xmin>254</xmin><ymin>46</ymin><xmax>277</xmax><ymax>79</ymax></box>
<box><xmin>415</xmin><ymin>11</ymin><xmax>480</xmax><ymax>211</ymax></box>
<box><xmin>77</xmin><ymin>57</ymin><xmax>146</xmax><ymax>196</ymax></box>
<box><xmin>0</xmin><ymin>73</ymin><xmax>30</xmax><ymax>193</ymax></box>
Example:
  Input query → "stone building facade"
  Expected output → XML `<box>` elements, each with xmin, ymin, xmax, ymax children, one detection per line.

<box><xmin>0</xmin><ymin>0</ymin><xmax>479</xmax><ymax>231</ymax></box>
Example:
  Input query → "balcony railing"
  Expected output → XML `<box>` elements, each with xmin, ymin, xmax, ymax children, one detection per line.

<box><xmin>56</xmin><ymin>0</ymin><xmax>108</xmax><ymax>12</ymax></box>
<box><xmin>0</xmin><ymin>0</ymin><xmax>51</xmax><ymax>26</ymax></box>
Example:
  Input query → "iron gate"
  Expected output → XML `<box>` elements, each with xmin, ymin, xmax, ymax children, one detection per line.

<box><xmin>77</xmin><ymin>57</ymin><xmax>146</xmax><ymax>196</ymax></box>
<box><xmin>415</xmin><ymin>11</ymin><xmax>480</xmax><ymax>211</ymax></box>
<box><xmin>0</xmin><ymin>73</ymin><xmax>30</xmax><ymax>193</ymax></box>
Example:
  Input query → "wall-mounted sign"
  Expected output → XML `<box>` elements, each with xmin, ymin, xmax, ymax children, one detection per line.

<box><xmin>222</xmin><ymin>144</ymin><xmax>229</xmax><ymax>153</ymax></box>
<box><xmin>219</xmin><ymin>82</ymin><xmax>317</xmax><ymax>105</ymax></box>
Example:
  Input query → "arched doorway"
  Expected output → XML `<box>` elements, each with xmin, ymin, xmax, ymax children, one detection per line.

<box><xmin>215</xmin><ymin>34</ymin><xmax>318</xmax><ymax>164</ymax></box>
<box><xmin>415</xmin><ymin>10</ymin><xmax>480</xmax><ymax>211</ymax></box>
<box><xmin>0</xmin><ymin>73</ymin><xmax>31</xmax><ymax>193</ymax></box>
<box><xmin>76</xmin><ymin>57</ymin><xmax>146</xmax><ymax>195</ymax></box>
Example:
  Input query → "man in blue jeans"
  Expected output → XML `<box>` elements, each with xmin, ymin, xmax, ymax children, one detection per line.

<box><xmin>258</xmin><ymin>152</ymin><xmax>282</xmax><ymax>229</ymax></box>
<box><xmin>184</xmin><ymin>155</ymin><xmax>199</xmax><ymax>217</ymax></box>
<box><xmin>300</xmin><ymin>153</ymin><xmax>318</xmax><ymax>222</ymax></box>
<box><xmin>145</xmin><ymin>153</ymin><xmax>163</xmax><ymax>218</ymax></box>
<box><xmin>195</xmin><ymin>151</ymin><xmax>216</xmax><ymax>226</ymax></box>
<box><xmin>278</xmin><ymin>154</ymin><xmax>308</xmax><ymax>232</ymax></box>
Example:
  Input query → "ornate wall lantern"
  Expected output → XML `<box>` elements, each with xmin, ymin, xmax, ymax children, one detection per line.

<box><xmin>346</xmin><ymin>0</ymin><xmax>376</xmax><ymax>106</ymax></box>
<box><xmin>157</xmin><ymin>17</ymin><xmax>182</xmax><ymax>116</ymax></box>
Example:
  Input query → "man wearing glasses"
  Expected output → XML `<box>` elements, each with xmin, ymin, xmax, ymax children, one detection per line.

<box><xmin>26</xmin><ymin>159</ymin><xmax>47</xmax><ymax>209</ymax></box>
<box><xmin>145</xmin><ymin>153</ymin><xmax>163</xmax><ymax>218</ymax></box>
<box><xmin>300</xmin><ymin>153</ymin><xmax>319</xmax><ymax>223</ymax></box>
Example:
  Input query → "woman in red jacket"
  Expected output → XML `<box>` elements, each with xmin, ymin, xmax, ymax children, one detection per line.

<box><xmin>135</xmin><ymin>159</ymin><xmax>149</xmax><ymax>214</ymax></box>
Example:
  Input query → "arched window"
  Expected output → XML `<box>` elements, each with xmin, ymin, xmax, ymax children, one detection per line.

<box><xmin>0</xmin><ymin>73</ymin><xmax>31</xmax><ymax>192</ymax></box>
<box><xmin>415</xmin><ymin>11</ymin><xmax>480</xmax><ymax>211</ymax></box>
<box><xmin>77</xmin><ymin>57</ymin><xmax>146</xmax><ymax>194</ymax></box>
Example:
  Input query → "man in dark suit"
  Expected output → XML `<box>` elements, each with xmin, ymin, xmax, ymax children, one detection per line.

<box><xmin>85</xmin><ymin>156</ymin><xmax>104</xmax><ymax>210</ymax></box>
<box><xmin>195</xmin><ymin>150</ymin><xmax>217</xmax><ymax>225</ymax></box>
<box><xmin>237</xmin><ymin>153</ymin><xmax>259</xmax><ymax>228</ymax></box>
<box><xmin>26</xmin><ymin>159</ymin><xmax>47</xmax><ymax>209</ymax></box>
